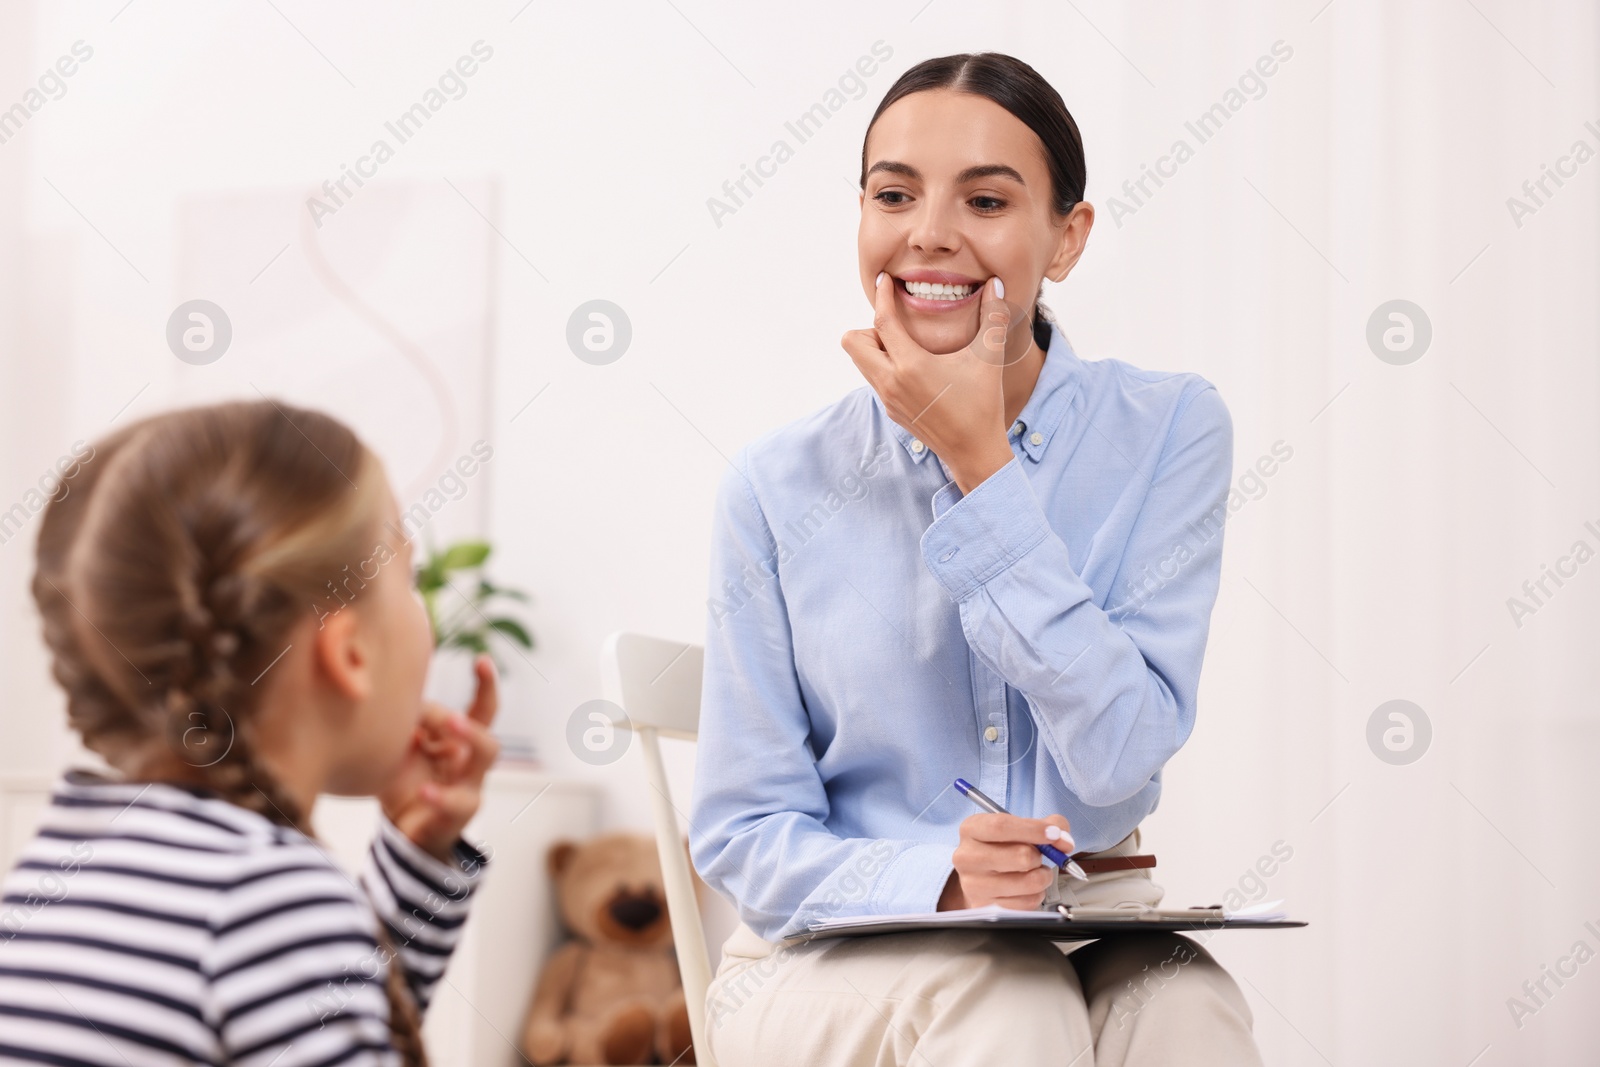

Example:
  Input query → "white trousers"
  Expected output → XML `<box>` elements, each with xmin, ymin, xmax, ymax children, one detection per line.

<box><xmin>702</xmin><ymin>827</ymin><xmax>1263</xmax><ymax>1066</ymax></box>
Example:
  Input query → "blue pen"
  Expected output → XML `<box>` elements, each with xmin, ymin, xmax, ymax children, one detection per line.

<box><xmin>954</xmin><ymin>778</ymin><xmax>1089</xmax><ymax>881</ymax></box>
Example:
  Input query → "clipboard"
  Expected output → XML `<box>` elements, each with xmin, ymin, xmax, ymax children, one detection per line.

<box><xmin>785</xmin><ymin>901</ymin><xmax>1308</xmax><ymax>944</ymax></box>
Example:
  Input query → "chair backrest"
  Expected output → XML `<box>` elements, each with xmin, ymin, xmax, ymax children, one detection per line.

<box><xmin>600</xmin><ymin>632</ymin><xmax>704</xmax><ymax>739</ymax></box>
<box><xmin>599</xmin><ymin>632</ymin><xmax>716</xmax><ymax>1066</ymax></box>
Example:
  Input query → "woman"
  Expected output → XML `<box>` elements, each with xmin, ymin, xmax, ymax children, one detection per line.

<box><xmin>689</xmin><ymin>53</ymin><xmax>1260</xmax><ymax>1065</ymax></box>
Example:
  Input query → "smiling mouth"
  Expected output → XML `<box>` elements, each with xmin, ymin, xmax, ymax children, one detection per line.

<box><xmin>895</xmin><ymin>276</ymin><xmax>981</xmax><ymax>310</ymax></box>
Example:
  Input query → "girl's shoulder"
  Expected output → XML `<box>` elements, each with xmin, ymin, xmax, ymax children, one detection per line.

<box><xmin>0</xmin><ymin>774</ymin><xmax>390</xmax><ymax>1063</ymax></box>
<box><xmin>15</xmin><ymin>771</ymin><xmax>363</xmax><ymax>907</ymax></box>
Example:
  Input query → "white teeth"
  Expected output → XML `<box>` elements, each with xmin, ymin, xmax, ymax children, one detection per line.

<box><xmin>901</xmin><ymin>279</ymin><xmax>974</xmax><ymax>300</ymax></box>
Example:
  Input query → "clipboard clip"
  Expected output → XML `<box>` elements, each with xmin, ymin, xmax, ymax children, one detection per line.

<box><xmin>1056</xmin><ymin>902</ymin><xmax>1229</xmax><ymax>922</ymax></box>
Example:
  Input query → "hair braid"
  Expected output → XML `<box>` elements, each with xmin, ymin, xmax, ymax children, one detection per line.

<box><xmin>160</xmin><ymin>564</ymin><xmax>303</xmax><ymax>822</ymax></box>
<box><xmin>30</xmin><ymin>423</ymin><xmax>153</xmax><ymax>760</ymax></box>
<box><xmin>32</xmin><ymin>400</ymin><xmax>431</xmax><ymax>1067</ymax></box>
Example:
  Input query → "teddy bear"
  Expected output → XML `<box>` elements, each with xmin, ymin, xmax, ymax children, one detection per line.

<box><xmin>522</xmin><ymin>832</ymin><xmax>696</xmax><ymax>1065</ymax></box>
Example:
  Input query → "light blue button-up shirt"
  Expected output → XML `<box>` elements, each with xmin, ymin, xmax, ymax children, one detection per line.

<box><xmin>689</xmin><ymin>321</ymin><xmax>1234</xmax><ymax>941</ymax></box>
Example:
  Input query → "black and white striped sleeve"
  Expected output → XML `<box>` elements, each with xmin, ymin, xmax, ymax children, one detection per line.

<box><xmin>358</xmin><ymin>818</ymin><xmax>487</xmax><ymax>1013</ymax></box>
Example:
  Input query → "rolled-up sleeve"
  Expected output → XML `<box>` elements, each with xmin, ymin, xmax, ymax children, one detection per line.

<box><xmin>919</xmin><ymin>384</ymin><xmax>1233</xmax><ymax>807</ymax></box>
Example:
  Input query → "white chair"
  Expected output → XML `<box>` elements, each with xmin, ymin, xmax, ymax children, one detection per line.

<box><xmin>599</xmin><ymin>632</ymin><xmax>717</xmax><ymax>1067</ymax></box>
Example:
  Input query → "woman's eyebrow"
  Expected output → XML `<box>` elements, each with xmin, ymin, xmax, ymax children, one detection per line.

<box><xmin>865</xmin><ymin>160</ymin><xmax>1027</xmax><ymax>186</ymax></box>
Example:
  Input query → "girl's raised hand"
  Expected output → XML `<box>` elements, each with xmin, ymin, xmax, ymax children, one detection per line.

<box><xmin>379</xmin><ymin>654</ymin><xmax>501</xmax><ymax>862</ymax></box>
<box><xmin>840</xmin><ymin>272</ymin><xmax>1019</xmax><ymax>494</ymax></box>
<box><xmin>938</xmin><ymin>811</ymin><xmax>1075</xmax><ymax>911</ymax></box>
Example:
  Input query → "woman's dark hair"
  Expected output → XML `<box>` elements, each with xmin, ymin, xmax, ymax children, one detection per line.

<box><xmin>859</xmin><ymin>52</ymin><xmax>1086</xmax><ymax>350</ymax></box>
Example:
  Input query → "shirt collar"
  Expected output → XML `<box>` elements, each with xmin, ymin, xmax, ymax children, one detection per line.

<box><xmin>876</xmin><ymin>319</ymin><xmax>1083</xmax><ymax>465</ymax></box>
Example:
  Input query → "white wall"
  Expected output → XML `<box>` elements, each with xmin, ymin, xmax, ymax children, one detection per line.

<box><xmin>2</xmin><ymin>1</ymin><xmax>1597</xmax><ymax>1063</ymax></box>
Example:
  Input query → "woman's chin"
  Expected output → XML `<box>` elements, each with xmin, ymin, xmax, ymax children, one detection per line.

<box><xmin>905</xmin><ymin>320</ymin><xmax>980</xmax><ymax>356</ymax></box>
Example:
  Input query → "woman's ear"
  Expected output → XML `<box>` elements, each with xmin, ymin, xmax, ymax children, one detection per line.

<box><xmin>310</xmin><ymin>603</ymin><xmax>372</xmax><ymax>704</ymax></box>
<box><xmin>1046</xmin><ymin>201</ymin><xmax>1095</xmax><ymax>283</ymax></box>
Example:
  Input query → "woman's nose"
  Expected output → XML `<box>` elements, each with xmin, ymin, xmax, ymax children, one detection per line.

<box><xmin>905</xmin><ymin>200</ymin><xmax>960</xmax><ymax>256</ymax></box>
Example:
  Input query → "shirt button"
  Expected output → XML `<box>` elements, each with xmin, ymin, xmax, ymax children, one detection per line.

<box><xmin>1029</xmin><ymin>432</ymin><xmax>1043</xmax><ymax>446</ymax></box>
<box><xmin>983</xmin><ymin>726</ymin><xmax>1000</xmax><ymax>742</ymax></box>
<box><xmin>910</xmin><ymin>439</ymin><xmax>925</xmax><ymax>454</ymax></box>
<box><xmin>1010</xmin><ymin>421</ymin><xmax>1024</xmax><ymax>436</ymax></box>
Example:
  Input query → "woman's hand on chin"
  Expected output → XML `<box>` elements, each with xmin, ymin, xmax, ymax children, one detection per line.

<box><xmin>841</xmin><ymin>272</ymin><xmax>1017</xmax><ymax>495</ymax></box>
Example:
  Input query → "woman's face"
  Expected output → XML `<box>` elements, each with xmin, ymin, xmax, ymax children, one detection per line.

<box><xmin>858</xmin><ymin>89</ymin><xmax>1091</xmax><ymax>358</ymax></box>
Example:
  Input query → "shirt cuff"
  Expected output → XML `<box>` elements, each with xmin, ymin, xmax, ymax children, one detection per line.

<box><xmin>374</xmin><ymin>815</ymin><xmax>490</xmax><ymax>902</ymax></box>
<box><xmin>871</xmin><ymin>841</ymin><xmax>957</xmax><ymax>916</ymax></box>
<box><xmin>921</xmin><ymin>457</ymin><xmax>1052</xmax><ymax>602</ymax></box>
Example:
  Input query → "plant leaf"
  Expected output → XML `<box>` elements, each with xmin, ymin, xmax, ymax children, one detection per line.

<box><xmin>440</xmin><ymin>541</ymin><xmax>492</xmax><ymax>572</ymax></box>
<box><xmin>447</xmin><ymin>631</ymin><xmax>491</xmax><ymax>655</ymax></box>
<box><xmin>414</xmin><ymin>560</ymin><xmax>445</xmax><ymax>593</ymax></box>
<box><xmin>488</xmin><ymin>617</ymin><xmax>534</xmax><ymax>648</ymax></box>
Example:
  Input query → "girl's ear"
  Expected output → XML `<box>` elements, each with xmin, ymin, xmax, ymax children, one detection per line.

<box><xmin>311</xmin><ymin>603</ymin><xmax>372</xmax><ymax>703</ymax></box>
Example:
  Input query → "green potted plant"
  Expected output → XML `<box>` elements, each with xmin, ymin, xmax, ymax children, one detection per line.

<box><xmin>415</xmin><ymin>538</ymin><xmax>537</xmax><ymax>760</ymax></box>
<box><xmin>414</xmin><ymin>538</ymin><xmax>534</xmax><ymax>665</ymax></box>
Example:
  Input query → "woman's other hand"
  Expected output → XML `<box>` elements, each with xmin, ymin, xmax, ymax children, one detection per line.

<box><xmin>379</xmin><ymin>654</ymin><xmax>501</xmax><ymax>862</ymax></box>
<box><xmin>938</xmin><ymin>811</ymin><xmax>1074</xmax><ymax>911</ymax></box>
<box><xmin>841</xmin><ymin>273</ymin><xmax>1018</xmax><ymax>495</ymax></box>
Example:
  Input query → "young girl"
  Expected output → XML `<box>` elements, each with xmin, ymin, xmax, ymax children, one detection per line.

<box><xmin>690</xmin><ymin>53</ymin><xmax>1261</xmax><ymax>1064</ymax></box>
<box><xmin>1</xmin><ymin>400</ymin><xmax>500</xmax><ymax>1067</ymax></box>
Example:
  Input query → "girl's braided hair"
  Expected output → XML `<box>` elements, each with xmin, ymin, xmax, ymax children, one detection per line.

<box><xmin>31</xmin><ymin>399</ymin><xmax>429</xmax><ymax>1066</ymax></box>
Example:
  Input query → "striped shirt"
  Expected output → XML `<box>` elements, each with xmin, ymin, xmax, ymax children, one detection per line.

<box><xmin>0</xmin><ymin>771</ymin><xmax>486</xmax><ymax>1066</ymax></box>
